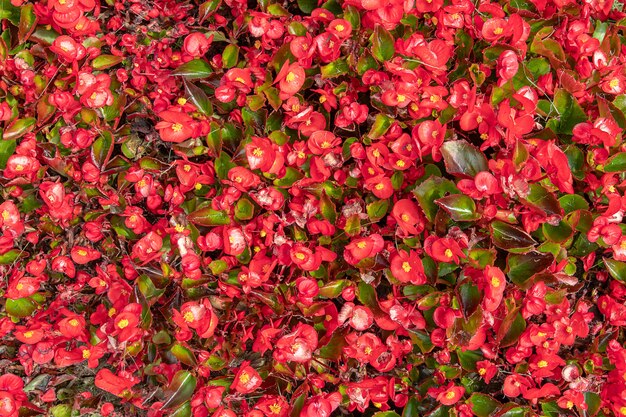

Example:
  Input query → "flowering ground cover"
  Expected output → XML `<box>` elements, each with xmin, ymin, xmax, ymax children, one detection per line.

<box><xmin>1</xmin><ymin>0</ymin><xmax>626</xmax><ymax>416</ymax></box>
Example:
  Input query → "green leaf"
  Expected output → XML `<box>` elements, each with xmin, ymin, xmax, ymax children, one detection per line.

<box><xmin>526</xmin><ymin>58</ymin><xmax>550</xmax><ymax>78</ymax></box>
<box><xmin>18</xmin><ymin>4</ymin><xmax>37</xmax><ymax>43</ymax></box>
<box><xmin>440</xmin><ymin>140</ymin><xmax>488</xmax><ymax>177</ymax></box>
<box><xmin>604</xmin><ymin>258</ymin><xmax>626</xmax><ymax>283</ymax></box>
<box><xmin>523</xmin><ymin>184</ymin><xmax>561</xmax><ymax>217</ymax></box>
<box><xmin>234</xmin><ymin>198</ymin><xmax>255</xmax><ymax>221</ymax></box>
<box><xmin>319</xmin><ymin>192</ymin><xmax>337</xmax><ymax>223</ymax></box>
<box><xmin>318</xmin><ymin>329</ymin><xmax>348</xmax><ymax>360</ymax></box>
<box><xmin>558</xmin><ymin>194</ymin><xmax>589</xmax><ymax>213</ymax></box>
<box><xmin>0</xmin><ymin>139</ymin><xmax>16</xmax><ymax>169</ymax></box>
<box><xmin>497</xmin><ymin>311</ymin><xmax>526</xmax><ymax>346</ymax></box>
<box><xmin>91</xmin><ymin>131</ymin><xmax>114</xmax><ymax>169</ymax></box>
<box><xmin>297</xmin><ymin>0</ymin><xmax>317</xmax><ymax>13</ymax></box>
<box><xmin>184</xmin><ymin>80</ymin><xmax>213</xmax><ymax>116</ymax></box>
<box><xmin>5</xmin><ymin>297</ymin><xmax>38</xmax><ymax>318</ymax></box>
<box><xmin>436</xmin><ymin>194</ymin><xmax>480</xmax><ymax>221</ymax></box>
<box><xmin>550</xmin><ymin>89</ymin><xmax>587</xmax><ymax>135</ymax></box>
<box><xmin>506</xmin><ymin>251</ymin><xmax>554</xmax><ymax>286</ymax></box>
<box><xmin>0</xmin><ymin>249</ymin><xmax>22</xmax><ymax>265</ymax></box>
<box><xmin>222</xmin><ymin>44</ymin><xmax>239</xmax><ymax>68</ymax></box>
<box><xmin>3</xmin><ymin>117</ymin><xmax>35</xmax><ymax>141</ymax></box>
<box><xmin>161</xmin><ymin>371</ymin><xmax>197</xmax><ymax>410</ymax></box>
<box><xmin>373</xmin><ymin>412</ymin><xmax>401</xmax><ymax>417</ymax></box>
<box><xmin>0</xmin><ymin>0</ymin><xmax>20</xmax><ymax>25</ymax></box>
<box><xmin>367</xmin><ymin>199</ymin><xmax>389</xmax><ymax>221</ymax></box>
<box><xmin>320</xmin><ymin>58</ymin><xmax>349</xmax><ymax>79</ymax></box>
<box><xmin>542</xmin><ymin>220</ymin><xmax>573</xmax><ymax>243</ymax></box>
<box><xmin>319</xmin><ymin>280</ymin><xmax>350</xmax><ymax>298</ymax></box>
<box><xmin>368</xmin><ymin>114</ymin><xmax>393</xmax><ymax>139</ymax></box>
<box><xmin>457</xmin><ymin>349</ymin><xmax>482</xmax><ymax>371</ymax></box>
<box><xmin>491</xmin><ymin>221</ymin><xmax>536</xmax><ymax>252</ymax></box>
<box><xmin>467</xmin><ymin>393</ymin><xmax>501</xmax><ymax>417</ymax></box>
<box><xmin>173</xmin><ymin>59</ymin><xmax>213</xmax><ymax>79</ymax></box>
<box><xmin>92</xmin><ymin>54</ymin><xmax>124</xmax><ymax>70</ymax></box>
<box><xmin>187</xmin><ymin>208</ymin><xmax>231</xmax><ymax>226</ymax></box>
<box><xmin>371</xmin><ymin>25</ymin><xmax>394</xmax><ymax>62</ymax></box>
<box><xmin>603</xmin><ymin>152</ymin><xmax>626</xmax><ymax>172</ymax></box>
<box><xmin>414</xmin><ymin>176</ymin><xmax>459</xmax><ymax>222</ymax></box>
<box><xmin>403</xmin><ymin>397</ymin><xmax>419</xmax><ymax>417</ymax></box>
<box><xmin>171</xmin><ymin>343</ymin><xmax>197</xmax><ymax>366</ymax></box>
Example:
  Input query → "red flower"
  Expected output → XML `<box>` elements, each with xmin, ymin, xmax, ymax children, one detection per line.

<box><xmin>70</xmin><ymin>245</ymin><xmax>101</xmax><ymax>264</ymax></box>
<box><xmin>183</xmin><ymin>32</ymin><xmax>212</xmax><ymax>57</ymax></box>
<box><xmin>390</xmin><ymin>250</ymin><xmax>426</xmax><ymax>284</ymax></box>
<box><xmin>273</xmin><ymin>323</ymin><xmax>318</xmax><ymax>363</ymax></box>
<box><xmin>345</xmin><ymin>234</ymin><xmax>385</xmax><ymax>265</ymax></box>
<box><xmin>50</xmin><ymin>35</ymin><xmax>86</xmax><ymax>62</ymax></box>
<box><xmin>95</xmin><ymin>369</ymin><xmax>138</xmax><ymax>397</ymax></box>
<box><xmin>391</xmin><ymin>199</ymin><xmax>423</xmax><ymax>235</ymax></box>
<box><xmin>155</xmin><ymin>110</ymin><xmax>196</xmax><ymax>143</ymax></box>
<box><xmin>483</xmin><ymin>265</ymin><xmax>506</xmax><ymax>312</ymax></box>
<box><xmin>231</xmin><ymin>363</ymin><xmax>262</xmax><ymax>394</ymax></box>
<box><xmin>276</xmin><ymin>62</ymin><xmax>305</xmax><ymax>100</ymax></box>
<box><xmin>432</xmin><ymin>384</ymin><xmax>465</xmax><ymax>406</ymax></box>
<box><xmin>425</xmin><ymin>237</ymin><xmax>466</xmax><ymax>264</ymax></box>
<box><xmin>300</xmin><ymin>392</ymin><xmax>341</xmax><ymax>417</ymax></box>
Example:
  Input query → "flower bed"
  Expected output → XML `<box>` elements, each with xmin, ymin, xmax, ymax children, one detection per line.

<box><xmin>1</xmin><ymin>0</ymin><xmax>626</xmax><ymax>416</ymax></box>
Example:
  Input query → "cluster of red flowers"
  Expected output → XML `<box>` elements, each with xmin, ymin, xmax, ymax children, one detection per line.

<box><xmin>1</xmin><ymin>0</ymin><xmax>626</xmax><ymax>415</ymax></box>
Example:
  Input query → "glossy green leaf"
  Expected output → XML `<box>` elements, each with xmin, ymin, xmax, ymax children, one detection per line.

<box><xmin>558</xmin><ymin>194</ymin><xmax>589</xmax><ymax>213</ymax></box>
<box><xmin>436</xmin><ymin>194</ymin><xmax>480</xmax><ymax>221</ymax></box>
<box><xmin>184</xmin><ymin>80</ymin><xmax>213</xmax><ymax>116</ymax></box>
<box><xmin>91</xmin><ymin>132</ymin><xmax>114</xmax><ymax>168</ymax></box>
<box><xmin>222</xmin><ymin>44</ymin><xmax>239</xmax><ymax>68</ymax></box>
<box><xmin>173</xmin><ymin>59</ymin><xmax>213</xmax><ymax>79</ymax></box>
<box><xmin>3</xmin><ymin>117</ymin><xmax>36</xmax><ymax>141</ymax></box>
<box><xmin>5</xmin><ymin>297</ymin><xmax>38</xmax><ymax>318</ymax></box>
<box><xmin>549</xmin><ymin>89</ymin><xmax>587</xmax><ymax>135</ymax></box>
<box><xmin>523</xmin><ymin>184</ymin><xmax>561</xmax><ymax>217</ymax></box>
<box><xmin>373</xmin><ymin>412</ymin><xmax>401</xmax><ymax>417</ymax></box>
<box><xmin>321</xmin><ymin>58</ymin><xmax>349</xmax><ymax>79</ymax></box>
<box><xmin>18</xmin><ymin>4</ymin><xmax>37</xmax><ymax>43</ymax></box>
<box><xmin>161</xmin><ymin>371</ymin><xmax>197</xmax><ymax>410</ymax></box>
<box><xmin>604</xmin><ymin>258</ymin><xmax>626</xmax><ymax>283</ymax></box>
<box><xmin>0</xmin><ymin>139</ymin><xmax>16</xmax><ymax>169</ymax></box>
<box><xmin>171</xmin><ymin>343</ymin><xmax>197</xmax><ymax>366</ymax></box>
<box><xmin>506</xmin><ymin>251</ymin><xmax>554</xmax><ymax>286</ymax></box>
<box><xmin>414</xmin><ymin>176</ymin><xmax>459</xmax><ymax>222</ymax></box>
<box><xmin>92</xmin><ymin>55</ymin><xmax>124</xmax><ymax>70</ymax></box>
<box><xmin>187</xmin><ymin>208</ymin><xmax>231</xmax><ymax>226</ymax></box>
<box><xmin>367</xmin><ymin>199</ymin><xmax>389</xmax><ymax>221</ymax></box>
<box><xmin>603</xmin><ymin>152</ymin><xmax>626</xmax><ymax>172</ymax></box>
<box><xmin>467</xmin><ymin>393</ymin><xmax>501</xmax><ymax>417</ymax></box>
<box><xmin>371</xmin><ymin>25</ymin><xmax>394</xmax><ymax>62</ymax></box>
<box><xmin>235</xmin><ymin>198</ymin><xmax>255</xmax><ymax>221</ymax></box>
<box><xmin>440</xmin><ymin>140</ymin><xmax>488</xmax><ymax>177</ymax></box>
<box><xmin>491</xmin><ymin>221</ymin><xmax>536</xmax><ymax>252</ymax></box>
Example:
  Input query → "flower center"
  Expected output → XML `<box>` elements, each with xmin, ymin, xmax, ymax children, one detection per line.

<box><xmin>494</xmin><ymin>27</ymin><xmax>504</xmax><ymax>35</ymax></box>
<box><xmin>396</xmin><ymin>160</ymin><xmax>405</xmax><ymax>167</ymax></box>
<box><xmin>356</xmin><ymin>241</ymin><xmax>367</xmax><ymax>249</ymax></box>
<box><xmin>401</xmin><ymin>214</ymin><xmax>410</xmax><ymax>222</ymax></box>
<box><xmin>286</xmin><ymin>72</ymin><xmax>296</xmax><ymax>83</ymax></box>
<box><xmin>295</xmin><ymin>252</ymin><xmax>306</xmax><ymax>260</ymax></box>
<box><xmin>1</xmin><ymin>210</ymin><xmax>9</xmax><ymax>221</ymax></box>
<box><xmin>269</xmin><ymin>403</ymin><xmax>282</xmax><ymax>414</ymax></box>
<box><xmin>444</xmin><ymin>249</ymin><xmax>453</xmax><ymax>258</ymax></box>
<box><xmin>397</xmin><ymin>94</ymin><xmax>406</xmax><ymax>103</ymax></box>
<box><xmin>491</xmin><ymin>277</ymin><xmax>501</xmax><ymax>287</ymax></box>
<box><xmin>69</xmin><ymin>319</ymin><xmax>79</xmax><ymax>327</ymax></box>
<box><xmin>239</xmin><ymin>372</ymin><xmax>250</xmax><ymax>384</ymax></box>
<box><xmin>77</xmin><ymin>249</ymin><xmax>88</xmax><ymax>257</ymax></box>
<box><xmin>478</xmin><ymin>368</ymin><xmax>486</xmax><ymax>375</ymax></box>
<box><xmin>335</xmin><ymin>24</ymin><xmax>345</xmax><ymax>32</ymax></box>
<box><xmin>375</xmin><ymin>183</ymin><xmax>384</xmax><ymax>190</ymax></box>
<box><xmin>537</xmin><ymin>360</ymin><xmax>548</xmax><ymax>368</ymax></box>
<box><xmin>445</xmin><ymin>391</ymin><xmax>456</xmax><ymax>400</ymax></box>
<box><xmin>177</xmin><ymin>98</ymin><xmax>187</xmax><ymax>105</ymax></box>
<box><xmin>402</xmin><ymin>262</ymin><xmax>411</xmax><ymax>272</ymax></box>
<box><xmin>117</xmin><ymin>319</ymin><xmax>129</xmax><ymax>329</ymax></box>
<box><xmin>171</xmin><ymin>123</ymin><xmax>183</xmax><ymax>132</ymax></box>
<box><xmin>610</xmin><ymin>78</ymin><xmax>620</xmax><ymax>89</ymax></box>
<box><xmin>253</xmin><ymin>148</ymin><xmax>263</xmax><ymax>157</ymax></box>
<box><xmin>183</xmin><ymin>311</ymin><xmax>195</xmax><ymax>322</ymax></box>
<box><xmin>23</xmin><ymin>331</ymin><xmax>33</xmax><ymax>338</ymax></box>
<box><xmin>83</xmin><ymin>350</ymin><xmax>91</xmax><ymax>359</ymax></box>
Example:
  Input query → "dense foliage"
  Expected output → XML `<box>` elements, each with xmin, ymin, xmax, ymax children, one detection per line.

<box><xmin>1</xmin><ymin>0</ymin><xmax>626</xmax><ymax>416</ymax></box>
